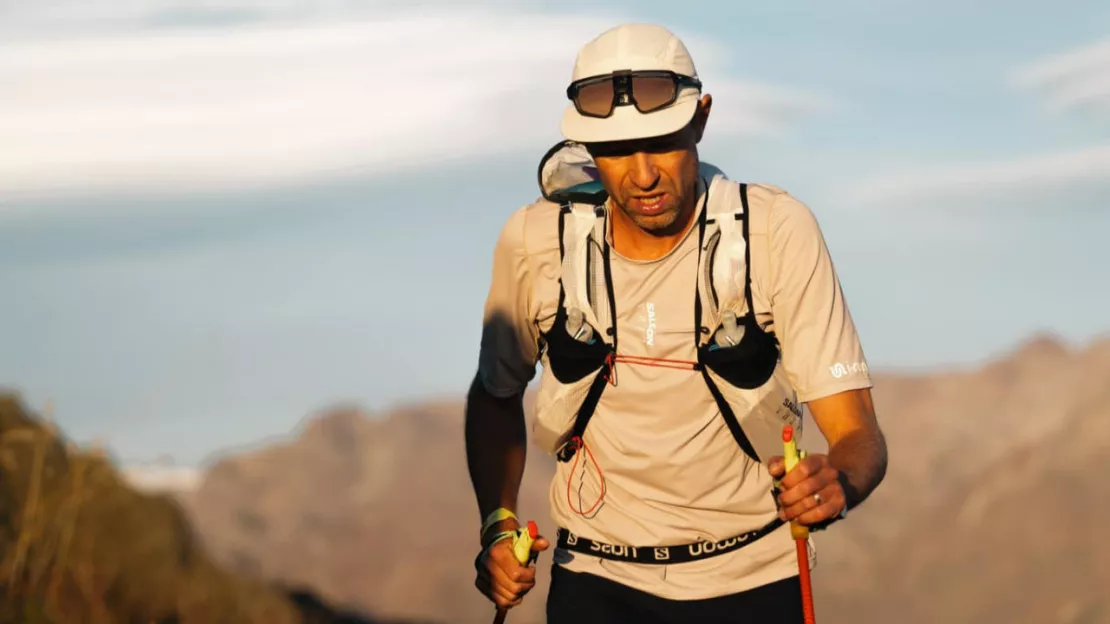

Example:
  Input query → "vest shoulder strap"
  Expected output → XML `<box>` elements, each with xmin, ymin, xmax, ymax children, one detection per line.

<box><xmin>558</xmin><ymin>202</ymin><xmax>611</xmax><ymax>345</ymax></box>
<box><xmin>697</xmin><ymin>178</ymin><xmax>752</xmax><ymax>340</ymax></box>
<box><xmin>555</xmin><ymin>175</ymin><xmax>753</xmax><ymax>345</ymax></box>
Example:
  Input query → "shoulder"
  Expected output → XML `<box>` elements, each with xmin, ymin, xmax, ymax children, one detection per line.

<box><xmin>741</xmin><ymin>182</ymin><xmax>821</xmax><ymax>238</ymax></box>
<box><xmin>494</xmin><ymin>197</ymin><xmax>563</xmax><ymax>260</ymax></box>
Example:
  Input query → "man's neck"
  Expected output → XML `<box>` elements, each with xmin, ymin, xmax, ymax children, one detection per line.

<box><xmin>609</xmin><ymin>209</ymin><xmax>694</xmax><ymax>261</ymax></box>
<box><xmin>609</xmin><ymin>185</ymin><xmax>703</xmax><ymax>262</ymax></box>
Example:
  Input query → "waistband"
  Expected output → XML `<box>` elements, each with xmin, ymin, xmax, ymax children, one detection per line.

<box><xmin>555</xmin><ymin>517</ymin><xmax>785</xmax><ymax>565</ymax></box>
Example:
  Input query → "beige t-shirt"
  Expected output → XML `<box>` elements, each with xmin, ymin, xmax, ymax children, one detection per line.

<box><xmin>477</xmin><ymin>177</ymin><xmax>873</xmax><ymax>600</ymax></box>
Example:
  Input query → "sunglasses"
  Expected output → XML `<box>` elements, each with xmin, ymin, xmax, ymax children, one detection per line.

<box><xmin>566</xmin><ymin>69</ymin><xmax>702</xmax><ymax>119</ymax></box>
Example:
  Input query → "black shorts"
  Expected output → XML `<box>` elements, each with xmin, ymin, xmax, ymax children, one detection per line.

<box><xmin>546</xmin><ymin>563</ymin><xmax>805</xmax><ymax>624</ymax></box>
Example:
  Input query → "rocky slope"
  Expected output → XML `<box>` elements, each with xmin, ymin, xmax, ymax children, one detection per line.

<box><xmin>184</xmin><ymin>399</ymin><xmax>556</xmax><ymax>624</ymax></box>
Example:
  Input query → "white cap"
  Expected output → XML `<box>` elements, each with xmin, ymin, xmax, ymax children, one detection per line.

<box><xmin>561</xmin><ymin>23</ymin><xmax>701</xmax><ymax>144</ymax></box>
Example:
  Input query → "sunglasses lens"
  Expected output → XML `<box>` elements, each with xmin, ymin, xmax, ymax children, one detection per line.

<box><xmin>631</xmin><ymin>75</ymin><xmax>678</xmax><ymax>113</ymax></box>
<box><xmin>575</xmin><ymin>80</ymin><xmax>615</xmax><ymax>117</ymax></box>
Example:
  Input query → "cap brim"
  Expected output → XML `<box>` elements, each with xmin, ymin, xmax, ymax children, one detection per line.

<box><xmin>560</xmin><ymin>88</ymin><xmax>699</xmax><ymax>144</ymax></box>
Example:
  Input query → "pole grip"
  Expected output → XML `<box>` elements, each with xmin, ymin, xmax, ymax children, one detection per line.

<box><xmin>782</xmin><ymin>425</ymin><xmax>810</xmax><ymax>540</ymax></box>
<box><xmin>491</xmin><ymin>521</ymin><xmax>540</xmax><ymax>624</ymax></box>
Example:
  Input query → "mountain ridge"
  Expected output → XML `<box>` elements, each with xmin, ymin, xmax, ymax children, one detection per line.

<box><xmin>173</xmin><ymin>332</ymin><xmax>1110</xmax><ymax>623</ymax></box>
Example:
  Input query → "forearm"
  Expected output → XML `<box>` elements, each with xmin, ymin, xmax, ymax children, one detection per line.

<box><xmin>827</xmin><ymin>426</ymin><xmax>887</xmax><ymax>510</ymax></box>
<box><xmin>464</xmin><ymin>374</ymin><xmax>528</xmax><ymax>531</ymax></box>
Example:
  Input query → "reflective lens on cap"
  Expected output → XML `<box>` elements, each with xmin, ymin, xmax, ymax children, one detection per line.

<box><xmin>629</xmin><ymin>75</ymin><xmax>678</xmax><ymax>113</ymax></box>
<box><xmin>575</xmin><ymin>80</ymin><xmax>616</xmax><ymax>117</ymax></box>
<box><xmin>568</xmin><ymin>70</ymin><xmax>694</xmax><ymax>119</ymax></box>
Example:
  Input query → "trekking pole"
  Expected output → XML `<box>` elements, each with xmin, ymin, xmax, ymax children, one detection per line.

<box><xmin>782</xmin><ymin>425</ymin><xmax>817</xmax><ymax>624</ymax></box>
<box><xmin>491</xmin><ymin>520</ymin><xmax>540</xmax><ymax>624</ymax></box>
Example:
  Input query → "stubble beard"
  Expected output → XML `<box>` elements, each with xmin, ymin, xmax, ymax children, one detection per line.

<box><xmin>620</xmin><ymin>183</ymin><xmax>697</xmax><ymax>238</ymax></box>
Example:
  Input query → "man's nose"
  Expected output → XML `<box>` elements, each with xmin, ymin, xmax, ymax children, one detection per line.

<box><xmin>628</xmin><ymin>152</ymin><xmax>660</xmax><ymax>189</ymax></box>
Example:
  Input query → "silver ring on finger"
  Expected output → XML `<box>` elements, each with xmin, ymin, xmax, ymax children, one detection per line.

<box><xmin>813</xmin><ymin>493</ymin><xmax>823</xmax><ymax>505</ymax></box>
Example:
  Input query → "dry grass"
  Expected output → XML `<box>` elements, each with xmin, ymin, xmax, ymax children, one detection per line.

<box><xmin>0</xmin><ymin>393</ymin><xmax>312</xmax><ymax>624</ymax></box>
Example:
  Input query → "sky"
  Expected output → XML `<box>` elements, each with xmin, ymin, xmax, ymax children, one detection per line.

<box><xmin>1</xmin><ymin>0</ymin><xmax>1108</xmax><ymax>466</ymax></box>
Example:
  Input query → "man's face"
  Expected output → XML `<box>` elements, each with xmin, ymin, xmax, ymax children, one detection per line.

<box><xmin>585</xmin><ymin>96</ymin><xmax>711</xmax><ymax>236</ymax></box>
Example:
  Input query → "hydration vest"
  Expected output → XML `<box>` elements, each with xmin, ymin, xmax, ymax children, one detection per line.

<box><xmin>530</xmin><ymin>140</ymin><xmax>804</xmax><ymax>466</ymax></box>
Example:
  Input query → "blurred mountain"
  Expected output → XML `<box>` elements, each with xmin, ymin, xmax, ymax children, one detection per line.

<box><xmin>0</xmin><ymin>393</ymin><xmax>436</xmax><ymax>624</ymax></box>
<box><xmin>813</xmin><ymin>334</ymin><xmax>1110</xmax><ymax>624</ymax></box>
<box><xmin>184</xmin><ymin>399</ymin><xmax>556</xmax><ymax>624</ymax></box>
<box><xmin>170</xmin><ymin>332</ymin><xmax>1109</xmax><ymax>623</ymax></box>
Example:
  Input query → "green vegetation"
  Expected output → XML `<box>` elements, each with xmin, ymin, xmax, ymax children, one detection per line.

<box><xmin>0</xmin><ymin>392</ymin><xmax>307</xmax><ymax>624</ymax></box>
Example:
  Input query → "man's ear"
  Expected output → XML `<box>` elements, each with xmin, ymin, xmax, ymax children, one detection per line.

<box><xmin>693</xmin><ymin>94</ymin><xmax>712</xmax><ymax>143</ymax></box>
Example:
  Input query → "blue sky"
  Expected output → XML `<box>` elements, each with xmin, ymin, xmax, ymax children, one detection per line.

<box><xmin>1</xmin><ymin>0</ymin><xmax>1108</xmax><ymax>466</ymax></box>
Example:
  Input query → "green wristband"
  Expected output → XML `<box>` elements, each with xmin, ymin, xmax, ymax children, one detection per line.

<box><xmin>480</xmin><ymin>507</ymin><xmax>517</xmax><ymax>540</ymax></box>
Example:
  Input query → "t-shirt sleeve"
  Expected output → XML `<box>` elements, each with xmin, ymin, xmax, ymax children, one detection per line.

<box><xmin>477</xmin><ymin>207</ymin><xmax>541</xmax><ymax>397</ymax></box>
<box><xmin>766</xmin><ymin>192</ymin><xmax>873</xmax><ymax>403</ymax></box>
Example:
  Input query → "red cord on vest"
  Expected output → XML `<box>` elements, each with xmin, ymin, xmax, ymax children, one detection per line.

<box><xmin>576</xmin><ymin>352</ymin><xmax>699</xmax><ymax>516</ymax></box>
<box><xmin>565</xmin><ymin>436</ymin><xmax>606</xmax><ymax>516</ymax></box>
<box><xmin>603</xmin><ymin>353</ymin><xmax>699</xmax><ymax>386</ymax></box>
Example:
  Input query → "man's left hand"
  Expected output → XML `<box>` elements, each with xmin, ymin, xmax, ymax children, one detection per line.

<box><xmin>767</xmin><ymin>453</ymin><xmax>847</xmax><ymax>528</ymax></box>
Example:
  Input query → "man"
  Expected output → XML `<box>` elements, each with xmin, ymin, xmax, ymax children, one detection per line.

<box><xmin>465</xmin><ymin>22</ymin><xmax>887</xmax><ymax>623</ymax></box>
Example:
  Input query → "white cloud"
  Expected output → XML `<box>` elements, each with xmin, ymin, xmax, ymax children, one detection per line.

<box><xmin>0</xmin><ymin>0</ymin><xmax>516</xmax><ymax>34</ymax></box>
<box><xmin>0</xmin><ymin>7</ymin><xmax>825</xmax><ymax>204</ymax></box>
<box><xmin>843</xmin><ymin>145</ymin><xmax>1110</xmax><ymax>209</ymax></box>
<box><xmin>1010</xmin><ymin>37</ymin><xmax>1110</xmax><ymax>117</ymax></box>
<box><xmin>840</xmin><ymin>39</ymin><xmax>1110</xmax><ymax>213</ymax></box>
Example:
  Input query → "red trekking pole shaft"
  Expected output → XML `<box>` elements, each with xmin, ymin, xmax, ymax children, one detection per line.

<box><xmin>795</xmin><ymin>538</ymin><xmax>816</xmax><ymax>624</ymax></box>
<box><xmin>783</xmin><ymin>425</ymin><xmax>817</xmax><ymax>624</ymax></box>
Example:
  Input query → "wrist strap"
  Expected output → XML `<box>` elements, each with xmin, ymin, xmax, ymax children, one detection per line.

<box><xmin>481</xmin><ymin>507</ymin><xmax>517</xmax><ymax>538</ymax></box>
<box><xmin>482</xmin><ymin>529</ymin><xmax>517</xmax><ymax>550</ymax></box>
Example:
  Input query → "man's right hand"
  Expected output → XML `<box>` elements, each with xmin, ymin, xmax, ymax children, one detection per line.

<box><xmin>474</xmin><ymin>520</ymin><xmax>551</xmax><ymax>609</ymax></box>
